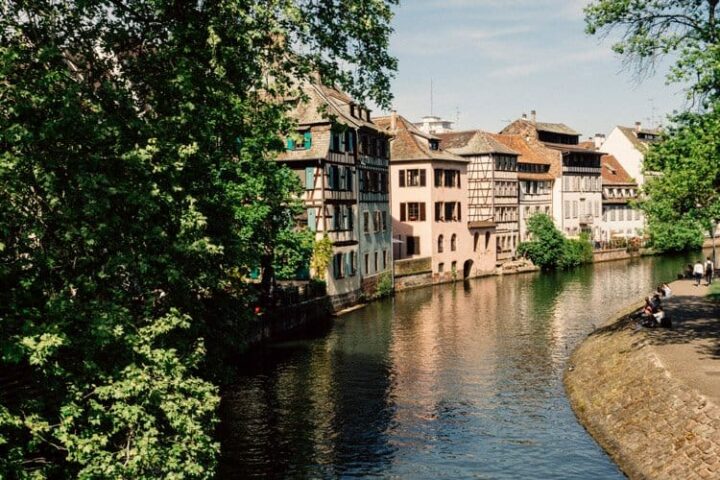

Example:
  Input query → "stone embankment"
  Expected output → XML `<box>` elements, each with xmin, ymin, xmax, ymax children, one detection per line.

<box><xmin>566</xmin><ymin>280</ymin><xmax>720</xmax><ymax>480</ymax></box>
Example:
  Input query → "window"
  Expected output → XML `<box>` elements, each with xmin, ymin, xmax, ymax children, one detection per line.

<box><xmin>434</xmin><ymin>169</ymin><xmax>443</xmax><ymax>187</ymax></box>
<box><xmin>474</xmin><ymin>232</ymin><xmax>480</xmax><ymax>252</ymax></box>
<box><xmin>364</xmin><ymin>253</ymin><xmax>369</xmax><ymax>274</ymax></box>
<box><xmin>333</xmin><ymin>253</ymin><xmax>344</xmax><ymax>279</ymax></box>
<box><xmin>444</xmin><ymin>170</ymin><xmax>459</xmax><ymax>188</ymax></box>
<box><xmin>382</xmin><ymin>211</ymin><xmax>387</xmax><ymax>231</ymax></box>
<box><xmin>350</xmin><ymin>251</ymin><xmax>357</xmax><ymax>277</ymax></box>
<box><xmin>435</xmin><ymin>202</ymin><xmax>443</xmax><ymax>222</ymax></box>
<box><xmin>573</xmin><ymin>201</ymin><xmax>578</xmax><ymax>219</ymax></box>
<box><xmin>363</xmin><ymin>211</ymin><xmax>370</xmax><ymax>234</ymax></box>
<box><xmin>383</xmin><ymin>250</ymin><xmax>387</xmax><ymax>270</ymax></box>
<box><xmin>373</xmin><ymin>211</ymin><xmax>380</xmax><ymax>232</ymax></box>
<box><xmin>438</xmin><ymin>235</ymin><xmax>444</xmax><ymax>253</ymax></box>
<box><xmin>406</xmin><ymin>236</ymin><xmax>421</xmax><ymax>255</ymax></box>
<box><xmin>485</xmin><ymin>232</ymin><xmax>491</xmax><ymax>249</ymax></box>
<box><xmin>610</xmin><ymin>208</ymin><xmax>616</xmax><ymax>221</ymax></box>
<box><xmin>564</xmin><ymin>201</ymin><xmax>570</xmax><ymax>219</ymax></box>
<box><xmin>619</xmin><ymin>208</ymin><xmax>625</xmax><ymax>221</ymax></box>
<box><xmin>374</xmin><ymin>252</ymin><xmax>378</xmax><ymax>272</ymax></box>
<box><xmin>405</xmin><ymin>169</ymin><xmax>426</xmax><ymax>187</ymax></box>
<box><xmin>438</xmin><ymin>262</ymin><xmax>445</xmax><ymax>273</ymax></box>
<box><xmin>400</xmin><ymin>202</ymin><xmax>426</xmax><ymax>222</ymax></box>
<box><xmin>451</xmin><ymin>261</ymin><xmax>457</xmax><ymax>273</ymax></box>
<box><xmin>451</xmin><ymin>234</ymin><xmax>457</xmax><ymax>252</ymax></box>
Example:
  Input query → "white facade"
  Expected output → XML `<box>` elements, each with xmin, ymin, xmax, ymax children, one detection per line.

<box><xmin>414</xmin><ymin>115</ymin><xmax>455</xmax><ymax>134</ymax></box>
<box><xmin>600</xmin><ymin>125</ymin><xmax>659</xmax><ymax>186</ymax></box>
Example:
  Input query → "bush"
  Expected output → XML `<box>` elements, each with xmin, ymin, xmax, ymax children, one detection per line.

<box><xmin>518</xmin><ymin>214</ymin><xmax>593</xmax><ymax>270</ymax></box>
<box><xmin>375</xmin><ymin>271</ymin><xmax>394</xmax><ymax>299</ymax></box>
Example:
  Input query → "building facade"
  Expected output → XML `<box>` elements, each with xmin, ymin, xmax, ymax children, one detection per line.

<box><xmin>439</xmin><ymin>130</ymin><xmax>520</xmax><ymax>263</ymax></box>
<box><xmin>600</xmin><ymin>154</ymin><xmax>645</xmax><ymax>242</ymax></box>
<box><xmin>376</xmin><ymin>113</ymin><xmax>496</xmax><ymax>281</ymax></box>
<box><xmin>599</xmin><ymin>123</ymin><xmax>660</xmax><ymax>186</ymax></box>
<box><xmin>491</xmin><ymin>134</ymin><xmax>557</xmax><ymax>242</ymax></box>
<box><xmin>502</xmin><ymin>114</ymin><xmax>603</xmax><ymax>240</ymax></box>
<box><xmin>277</xmin><ymin>82</ymin><xmax>391</xmax><ymax>307</ymax></box>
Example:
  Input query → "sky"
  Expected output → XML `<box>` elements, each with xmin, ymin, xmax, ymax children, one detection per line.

<box><xmin>378</xmin><ymin>0</ymin><xmax>689</xmax><ymax>139</ymax></box>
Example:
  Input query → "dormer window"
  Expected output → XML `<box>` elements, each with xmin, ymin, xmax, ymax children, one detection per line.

<box><xmin>429</xmin><ymin>140</ymin><xmax>439</xmax><ymax>151</ymax></box>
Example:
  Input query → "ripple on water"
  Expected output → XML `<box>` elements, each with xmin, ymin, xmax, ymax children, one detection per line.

<box><xmin>218</xmin><ymin>254</ymin><xmax>694</xmax><ymax>479</ymax></box>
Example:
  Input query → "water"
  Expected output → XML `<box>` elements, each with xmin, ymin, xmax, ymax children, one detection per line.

<box><xmin>218</xmin><ymin>254</ymin><xmax>693</xmax><ymax>479</ymax></box>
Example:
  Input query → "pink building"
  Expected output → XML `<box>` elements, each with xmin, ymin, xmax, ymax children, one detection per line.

<box><xmin>375</xmin><ymin>113</ymin><xmax>496</xmax><ymax>282</ymax></box>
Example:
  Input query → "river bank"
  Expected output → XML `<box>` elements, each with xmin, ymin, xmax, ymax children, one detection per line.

<box><xmin>565</xmin><ymin>279</ymin><xmax>720</xmax><ymax>480</ymax></box>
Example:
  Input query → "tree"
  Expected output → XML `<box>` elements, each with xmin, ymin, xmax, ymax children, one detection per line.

<box><xmin>585</xmin><ymin>0</ymin><xmax>720</xmax><ymax>101</ymax></box>
<box><xmin>641</xmin><ymin>108</ymin><xmax>720</xmax><ymax>255</ymax></box>
<box><xmin>0</xmin><ymin>0</ymin><xmax>397</xmax><ymax>477</ymax></box>
<box><xmin>518</xmin><ymin>214</ymin><xmax>594</xmax><ymax>270</ymax></box>
<box><xmin>517</xmin><ymin>214</ymin><xmax>566</xmax><ymax>270</ymax></box>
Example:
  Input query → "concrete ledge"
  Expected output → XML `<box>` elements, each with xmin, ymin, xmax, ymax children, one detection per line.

<box><xmin>565</xmin><ymin>309</ymin><xmax>720</xmax><ymax>480</ymax></box>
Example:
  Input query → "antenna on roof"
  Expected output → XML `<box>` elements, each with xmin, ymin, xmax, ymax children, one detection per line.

<box><xmin>430</xmin><ymin>78</ymin><xmax>434</xmax><ymax>116</ymax></box>
<box><xmin>455</xmin><ymin>105</ymin><xmax>460</xmax><ymax>129</ymax></box>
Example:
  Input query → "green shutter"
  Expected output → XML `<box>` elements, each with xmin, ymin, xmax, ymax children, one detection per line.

<box><xmin>307</xmin><ymin>208</ymin><xmax>316</xmax><ymax>232</ymax></box>
<box><xmin>304</xmin><ymin>131</ymin><xmax>312</xmax><ymax>149</ymax></box>
<box><xmin>305</xmin><ymin>167</ymin><xmax>314</xmax><ymax>190</ymax></box>
<box><xmin>328</xmin><ymin>165</ymin><xmax>335</xmax><ymax>190</ymax></box>
<box><xmin>347</xmin><ymin>168</ymin><xmax>353</xmax><ymax>191</ymax></box>
<box><xmin>287</xmin><ymin>137</ymin><xmax>295</xmax><ymax>150</ymax></box>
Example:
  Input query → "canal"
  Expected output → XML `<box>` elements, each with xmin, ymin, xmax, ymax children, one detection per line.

<box><xmin>218</xmin><ymin>254</ymin><xmax>694</xmax><ymax>479</ymax></box>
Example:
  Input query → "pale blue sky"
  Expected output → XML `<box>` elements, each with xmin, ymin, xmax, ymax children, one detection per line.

<box><xmin>379</xmin><ymin>0</ymin><xmax>688</xmax><ymax>139</ymax></box>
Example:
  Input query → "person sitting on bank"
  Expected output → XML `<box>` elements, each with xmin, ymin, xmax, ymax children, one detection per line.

<box><xmin>694</xmin><ymin>260</ymin><xmax>705</xmax><ymax>286</ymax></box>
<box><xmin>661</xmin><ymin>283</ymin><xmax>672</xmax><ymax>298</ymax></box>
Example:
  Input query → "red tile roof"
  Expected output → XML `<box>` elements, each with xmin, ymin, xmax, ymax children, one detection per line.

<box><xmin>374</xmin><ymin>114</ymin><xmax>468</xmax><ymax>163</ymax></box>
<box><xmin>601</xmin><ymin>154</ymin><xmax>636</xmax><ymax>185</ymax></box>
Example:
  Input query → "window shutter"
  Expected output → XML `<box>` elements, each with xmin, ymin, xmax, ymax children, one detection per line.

<box><xmin>339</xmin><ymin>167</ymin><xmax>346</xmax><ymax>190</ymax></box>
<box><xmin>435</xmin><ymin>202</ymin><xmax>442</xmax><ymax>221</ymax></box>
<box><xmin>287</xmin><ymin>137</ymin><xmax>296</xmax><ymax>150</ymax></box>
<box><xmin>345</xmin><ymin>253</ymin><xmax>351</xmax><ymax>277</ymax></box>
<box><xmin>327</xmin><ymin>205</ymin><xmax>334</xmax><ymax>231</ymax></box>
<box><xmin>415</xmin><ymin>236</ymin><xmax>421</xmax><ymax>255</ymax></box>
<box><xmin>305</xmin><ymin>167</ymin><xmax>314</xmax><ymax>190</ymax></box>
<box><xmin>420</xmin><ymin>169</ymin><xmax>426</xmax><ymax>186</ymax></box>
<box><xmin>328</xmin><ymin>165</ymin><xmax>335</xmax><ymax>190</ymax></box>
<box><xmin>303</xmin><ymin>131</ymin><xmax>312</xmax><ymax>149</ymax></box>
<box><xmin>348</xmin><ymin>207</ymin><xmax>354</xmax><ymax>231</ymax></box>
<box><xmin>457</xmin><ymin>172</ymin><xmax>461</xmax><ymax>189</ymax></box>
<box><xmin>307</xmin><ymin>208</ymin><xmax>316</xmax><ymax>232</ymax></box>
<box><xmin>420</xmin><ymin>203</ymin><xmax>426</xmax><ymax>221</ymax></box>
<box><xmin>347</xmin><ymin>169</ymin><xmax>353</xmax><ymax>191</ymax></box>
<box><xmin>458</xmin><ymin>202</ymin><xmax>462</xmax><ymax>221</ymax></box>
<box><xmin>399</xmin><ymin>170</ymin><xmax>405</xmax><ymax>187</ymax></box>
<box><xmin>400</xmin><ymin>203</ymin><xmax>407</xmax><ymax>222</ymax></box>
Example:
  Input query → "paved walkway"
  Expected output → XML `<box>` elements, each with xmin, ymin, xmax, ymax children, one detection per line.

<box><xmin>565</xmin><ymin>278</ymin><xmax>720</xmax><ymax>480</ymax></box>
<box><xmin>650</xmin><ymin>280</ymin><xmax>720</xmax><ymax>405</ymax></box>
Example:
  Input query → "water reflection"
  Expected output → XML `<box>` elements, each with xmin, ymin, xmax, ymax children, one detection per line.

<box><xmin>219</xmin><ymin>254</ymin><xmax>693</xmax><ymax>479</ymax></box>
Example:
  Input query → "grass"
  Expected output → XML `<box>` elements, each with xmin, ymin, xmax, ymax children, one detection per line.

<box><xmin>708</xmin><ymin>282</ymin><xmax>720</xmax><ymax>301</ymax></box>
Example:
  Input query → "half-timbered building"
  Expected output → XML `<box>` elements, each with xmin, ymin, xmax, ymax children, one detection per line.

<box><xmin>277</xmin><ymin>82</ymin><xmax>391</xmax><ymax>307</ymax></box>
<box><xmin>438</xmin><ymin>130</ymin><xmax>520</xmax><ymax>263</ymax></box>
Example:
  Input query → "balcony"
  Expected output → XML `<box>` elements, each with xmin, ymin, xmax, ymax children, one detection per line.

<box><xmin>579</xmin><ymin>214</ymin><xmax>594</xmax><ymax>225</ymax></box>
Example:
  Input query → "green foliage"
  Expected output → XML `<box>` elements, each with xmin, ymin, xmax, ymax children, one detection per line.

<box><xmin>310</xmin><ymin>236</ymin><xmax>335</xmax><ymax>281</ymax></box>
<box><xmin>518</xmin><ymin>214</ymin><xmax>594</xmax><ymax>270</ymax></box>
<box><xmin>517</xmin><ymin>214</ymin><xmax>567</xmax><ymax>269</ymax></box>
<box><xmin>585</xmin><ymin>0</ymin><xmax>720</xmax><ymax>101</ymax></box>
<box><xmin>274</xmin><ymin>227</ymin><xmax>315</xmax><ymax>280</ymax></box>
<box><xmin>375</xmin><ymin>271</ymin><xmax>394</xmax><ymax>299</ymax></box>
<box><xmin>640</xmin><ymin>107</ymin><xmax>720</xmax><ymax>252</ymax></box>
<box><xmin>559</xmin><ymin>233</ymin><xmax>595</xmax><ymax>270</ymax></box>
<box><xmin>0</xmin><ymin>0</ymin><xmax>397</xmax><ymax>477</ymax></box>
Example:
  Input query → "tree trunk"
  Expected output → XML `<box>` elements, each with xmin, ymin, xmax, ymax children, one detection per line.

<box><xmin>260</xmin><ymin>251</ymin><xmax>275</xmax><ymax>305</ymax></box>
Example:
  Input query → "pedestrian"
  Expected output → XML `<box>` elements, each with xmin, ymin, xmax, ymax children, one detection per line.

<box><xmin>705</xmin><ymin>257</ymin><xmax>715</xmax><ymax>285</ymax></box>
<box><xmin>693</xmin><ymin>260</ymin><xmax>704</xmax><ymax>286</ymax></box>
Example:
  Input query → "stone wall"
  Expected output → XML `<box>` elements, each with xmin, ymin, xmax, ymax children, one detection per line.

<box><xmin>244</xmin><ymin>296</ymin><xmax>333</xmax><ymax>347</ymax></box>
<box><xmin>566</xmin><ymin>312</ymin><xmax>720</xmax><ymax>480</ymax></box>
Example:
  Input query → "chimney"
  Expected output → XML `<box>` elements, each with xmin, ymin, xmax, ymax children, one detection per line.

<box><xmin>390</xmin><ymin>110</ymin><xmax>397</xmax><ymax>131</ymax></box>
<box><xmin>531</xmin><ymin>110</ymin><xmax>537</xmax><ymax>124</ymax></box>
<box><xmin>594</xmin><ymin>133</ymin><xmax>606</xmax><ymax>150</ymax></box>
<box><xmin>522</xmin><ymin>112</ymin><xmax>527</xmax><ymax>119</ymax></box>
<box><xmin>635</xmin><ymin>121</ymin><xmax>642</xmax><ymax>133</ymax></box>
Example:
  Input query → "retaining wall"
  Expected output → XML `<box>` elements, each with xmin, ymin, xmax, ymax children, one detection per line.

<box><xmin>566</xmin><ymin>312</ymin><xmax>720</xmax><ymax>480</ymax></box>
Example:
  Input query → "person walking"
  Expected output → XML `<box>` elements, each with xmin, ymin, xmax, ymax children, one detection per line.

<box><xmin>706</xmin><ymin>257</ymin><xmax>715</xmax><ymax>285</ymax></box>
<box><xmin>694</xmin><ymin>260</ymin><xmax>705</xmax><ymax>286</ymax></box>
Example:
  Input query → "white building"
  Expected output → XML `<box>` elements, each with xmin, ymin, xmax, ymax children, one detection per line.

<box><xmin>600</xmin><ymin>154</ymin><xmax>645</xmax><ymax>242</ymax></box>
<box><xmin>599</xmin><ymin>123</ymin><xmax>661</xmax><ymax>186</ymax></box>
<box><xmin>414</xmin><ymin>115</ymin><xmax>455</xmax><ymax>135</ymax></box>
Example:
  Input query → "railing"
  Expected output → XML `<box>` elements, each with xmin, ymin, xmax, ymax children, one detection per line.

<box><xmin>579</xmin><ymin>214</ymin><xmax>594</xmax><ymax>225</ymax></box>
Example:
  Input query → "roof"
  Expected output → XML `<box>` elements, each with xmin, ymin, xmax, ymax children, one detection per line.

<box><xmin>490</xmin><ymin>133</ymin><xmax>562</xmax><ymax>178</ymax></box>
<box><xmin>578</xmin><ymin>140</ymin><xmax>596</xmax><ymax>150</ymax></box>
<box><xmin>601</xmin><ymin>154</ymin><xmax>636</xmax><ymax>186</ymax></box>
<box><xmin>276</xmin><ymin>124</ymin><xmax>332</xmax><ymax>162</ymax></box>
<box><xmin>617</xmin><ymin>126</ymin><xmax>661</xmax><ymax>154</ymax></box>
<box><xmin>375</xmin><ymin>114</ymin><xmax>467</xmax><ymax>163</ymax></box>
<box><xmin>535</xmin><ymin>121</ymin><xmax>579</xmax><ymax>136</ymax></box>
<box><xmin>543</xmin><ymin>142</ymin><xmax>604</xmax><ymax>155</ymax></box>
<box><xmin>437</xmin><ymin>130</ymin><xmax>519</xmax><ymax>156</ymax></box>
